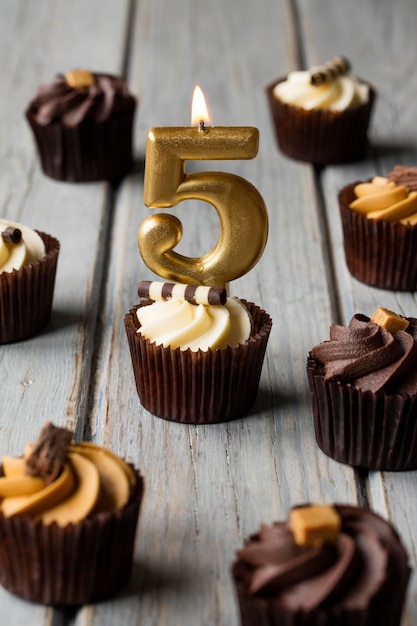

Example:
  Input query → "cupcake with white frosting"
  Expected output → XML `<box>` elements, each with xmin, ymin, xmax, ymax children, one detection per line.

<box><xmin>266</xmin><ymin>56</ymin><xmax>376</xmax><ymax>164</ymax></box>
<box><xmin>0</xmin><ymin>218</ymin><xmax>60</xmax><ymax>343</ymax></box>
<box><xmin>124</xmin><ymin>280</ymin><xmax>272</xmax><ymax>424</ymax></box>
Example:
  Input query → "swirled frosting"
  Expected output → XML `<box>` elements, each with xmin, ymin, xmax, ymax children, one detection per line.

<box><xmin>0</xmin><ymin>218</ymin><xmax>45</xmax><ymax>274</ymax></box>
<box><xmin>27</xmin><ymin>72</ymin><xmax>136</xmax><ymax>127</ymax></box>
<box><xmin>235</xmin><ymin>504</ymin><xmax>409</xmax><ymax>612</ymax></box>
<box><xmin>0</xmin><ymin>423</ymin><xmax>136</xmax><ymax>527</ymax></box>
<box><xmin>350</xmin><ymin>169</ymin><xmax>417</xmax><ymax>224</ymax></box>
<box><xmin>137</xmin><ymin>295</ymin><xmax>251</xmax><ymax>351</ymax></box>
<box><xmin>310</xmin><ymin>314</ymin><xmax>417</xmax><ymax>394</ymax></box>
<box><xmin>273</xmin><ymin>71</ymin><xmax>369</xmax><ymax>112</ymax></box>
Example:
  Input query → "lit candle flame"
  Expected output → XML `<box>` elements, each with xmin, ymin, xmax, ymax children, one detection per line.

<box><xmin>191</xmin><ymin>85</ymin><xmax>211</xmax><ymax>126</ymax></box>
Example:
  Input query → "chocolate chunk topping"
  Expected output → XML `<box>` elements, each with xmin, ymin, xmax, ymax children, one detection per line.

<box><xmin>25</xmin><ymin>422</ymin><xmax>73</xmax><ymax>484</ymax></box>
<box><xmin>388</xmin><ymin>165</ymin><xmax>417</xmax><ymax>191</ymax></box>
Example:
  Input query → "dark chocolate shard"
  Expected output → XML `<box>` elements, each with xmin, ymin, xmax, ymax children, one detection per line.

<box><xmin>25</xmin><ymin>422</ymin><xmax>73</xmax><ymax>484</ymax></box>
<box><xmin>388</xmin><ymin>165</ymin><xmax>417</xmax><ymax>191</ymax></box>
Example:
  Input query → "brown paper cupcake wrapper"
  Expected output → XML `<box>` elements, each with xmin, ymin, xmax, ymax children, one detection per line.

<box><xmin>0</xmin><ymin>469</ymin><xmax>144</xmax><ymax>605</ymax></box>
<box><xmin>26</xmin><ymin>103</ymin><xmax>135</xmax><ymax>182</ymax></box>
<box><xmin>0</xmin><ymin>231</ymin><xmax>60</xmax><ymax>344</ymax></box>
<box><xmin>124</xmin><ymin>300</ymin><xmax>272</xmax><ymax>424</ymax></box>
<box><xmin>232</xmin><ymin>560</ymin><xmax>408</xmax><ymax>626</ymax></box>
<box><xmin>339</xmin><ymin>182</ymin><xmax>417</xmax><ymax>290</ymax></box>
<box><xmin>307</xmin><ymin>356</ymin><xmax>417</xmax><ymax>470</ymax></box>
<box><xmin>266</xmin><ymin>78</ymin><xmax>376</xmax><ymax>165</ymax></box>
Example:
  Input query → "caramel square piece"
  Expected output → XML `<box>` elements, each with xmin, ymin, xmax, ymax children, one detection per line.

<box><xmin>289</xmin><ymin>504</ymin><xmax>341</xmax><ymax>546</ymax></box>
<box><xmin>65</xmin><ymin>69</ymin><xmax>94</xmax><ymax>89</ymax></box>
<box><xmin>371</xmin><ymin>307</ymin><xmax>409</xmax><ymax>334</ymax></box>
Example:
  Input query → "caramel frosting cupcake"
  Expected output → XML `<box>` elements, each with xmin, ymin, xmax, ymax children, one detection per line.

<box><xmin>0</xmin><ymin>219</ymin><xmax>60</xmax><ymax>343</ymax></box>
<box><xmin>266</xmin><ymin>56</ymin><xmax>376</xmax><ymax>164</ymax></box>
<box><xmin>26</xmin><ymin>69</ymin><xmax>136</xmax><ymax>182</ymax></box>
<box><xmin>307</xmin><ymin>308</ymin><xmax>417</xmax><ymax>470</ymax></box>
<box><xmin>125</xmin><ymin>281</ymin><xmax>272</xmax><ymax>424</ymax></box>
<box><xmin>232</xmin><ymin>504</ymin><xmax>410</xmax><ymax>626</ymax></box>
<box><xmin>339</xmin><ymin>166</ymin><xmax>417</xmax><ymax>289</ymax></box>
<box><xmin>0</xmin><ymin>423</ymin><xmax>144</xmax><ymax>605</ymax></box>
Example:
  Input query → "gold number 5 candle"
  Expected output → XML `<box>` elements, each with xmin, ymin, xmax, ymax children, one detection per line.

<box><xmin>139</xmin><ymin>86</ymin><xmax>268</xmax><ymax>289</ymax></box>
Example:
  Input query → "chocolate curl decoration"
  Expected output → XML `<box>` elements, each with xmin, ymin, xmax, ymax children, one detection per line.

<box><xmin>138</xmin><ymin>280</ymin><xmax>227</xmax><ymax>306</ymax></box>
<box><xmin>310</xmin><ymin>56</ymin><xmax>350</xmax><ymax>86</ymax></box>
<box><xmin>1</xmin><ymin>227</ymin><xmax>22</xmax><ymax>244</ymax></box>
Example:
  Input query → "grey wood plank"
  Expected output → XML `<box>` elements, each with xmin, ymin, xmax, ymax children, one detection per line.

<box><xmin>77</xmin><ymin>0</ymin><xmax>359</xmax><ymax>625</ymax></box>
<box><xmin>0</xmin><ymin>0</ymin><xmax>131</xmax><ymax>623</ymax></box>
<box><xmin>297</xmin><ymin>0</ymin><xmax>417</xmax><ymax>623</ymax></box>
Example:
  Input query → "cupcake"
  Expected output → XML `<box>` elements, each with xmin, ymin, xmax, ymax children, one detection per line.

<box><xmin>124</xmin><ymin>280</ymin><xmax>272</xmax><ymax>424</ymax></box>
<box><xmin>0</xmin><ymin>218</ymin><xmax>60</xmax><ymax>344</ymax></box>
<box><xmin>0</xmin><ymin>422</ymin><xmax>144</xmax><ymax>605</ymax></box>
<box><xmin>266</xmin><ymin>56</ymin><xmax>376</xmax><ymax>164</ymax></box>
<box><xmin>232</xmin><ymin>503</ymin><xmax>410</xmax><ymax>626</ymax></box>
<box><xmin>339</xmin><ymin>165</ymin><xmax>417</xmax><ymax>289</ymax></box>
<box><xmin>26</xmin><ymin>69</ymin><xmax>136</xmax><ymax>182</ymax></box>
<box><xmin>307</xmin><ymin>307</ymin><xmax>417</xmax><ymax>470</ymax></box>
<box><xmin>126</xmin><ymin>118</ymin><xmax>271</xmax><ymax>424</ymax></box>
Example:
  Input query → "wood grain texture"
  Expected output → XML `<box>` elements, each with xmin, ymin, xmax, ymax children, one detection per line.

<box><xmin>0</xmin><ymin>0</ymin><xmax>416</xmax><ymax>625</ymax></box>
<box><xmin>298</xmin><ymin>1</ymin><xmax>417</xmax><ymax>624</ymax></box>
<box><xmin>0</xmin><ymin>0</ymin><xmax>131</xmax><ymax>623</ymax></box>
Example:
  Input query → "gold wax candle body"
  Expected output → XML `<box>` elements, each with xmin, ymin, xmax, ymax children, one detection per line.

<box><xmin>140</xmin><ymin>126</ymin><xmax>268</xmax><ymax>288</ymax></box>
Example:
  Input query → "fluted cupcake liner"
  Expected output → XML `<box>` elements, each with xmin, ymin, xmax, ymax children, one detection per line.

<box><xmin>26</xmin><ymin>104</ymin><xmax>135</xmax><ymax>182</ymax></box>
<box><xmin>233</xmin><ymin>559</ymin><xmax>408</xmax><ymax>626</ymax></box>
<box><xmin>0</xmin><ymin>468</ymin><xmax>144</xmax><ymax>605</ymax></box>
<box><xmin>339</xmin><ymin>182</ymin><xmax>417</xmax><ymax>290</ymax></box>
<box><xmin>266</xmin><ymin>79</ymin><xmax>376</xmax><ymax>165</ymax></box>
<box><xmin>0</xmin><ymin>231</ymin><xmax>60</xmax><ymax>344</ymax></box>
<box><xmin>307</xmin><ymin>356</ymin><xmax>417</xmax><ymax>471</ymax></box>
<box><xmin>124</xmin><ymin>300</ymin><xmax>272</xmax><ymax>424</ymax></box>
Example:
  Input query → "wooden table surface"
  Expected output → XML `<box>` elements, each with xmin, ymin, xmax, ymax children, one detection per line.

<box><xmin>1</xmin><ymin>0</ymin><xmax>417</xmax><ymax>624</ymax></box>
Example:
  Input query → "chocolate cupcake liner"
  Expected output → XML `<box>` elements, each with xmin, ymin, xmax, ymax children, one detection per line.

<box><xmin>0</xmin><ymin>469</ymin><xmax>144</xmax><ymax>605</ymax></box>
<box><xmin>266</xmin><ymin>78</ymin><xmax>376</xmax><ymax>165</ymax></box>
<box><xmin>124</xmin><ymin>300</ymin><xmax>272</xmax><ymax>424</ymax></box>
<box><xmin>233</xmin><ymin>559</ymin><xmax>408</xmax><ymax>626</ymax></box>
<box><xmin>0</xmin><ymin>231</ymin><xmax>60</xmax><ymax>344</ymax></box>
<box><xmin>307</xmin><ymin>356</ymin><xmax>417</xmax><ymax>470</ymax></box>
<box><xmin>26</xmin><ymin>103</ymin><xmax>135</xmax><ymax>182</ymax></box>
<box><xmin>339</xmin><ymin>182</ymin><xmax>417</xmax><ymax>290</ymax></box>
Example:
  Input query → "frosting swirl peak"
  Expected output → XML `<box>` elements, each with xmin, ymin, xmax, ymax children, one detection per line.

<box><xmin>136</xmin><ymin>290</ymin><xmax>251</xmax><ymax>351</ymax></box>
<box><xmin>235</xmin><ymin>505</ymin><xmax>410</xmax><ymax>613</ymax></box>
<box><xmin>273</xmin><ymin>70</ymin><xmax>368</xmax><ymax>112</ymax></box>
<box><xmin>311</xmin><ymin>313</ymin><xmax>417</xmax><ymax>394</ymax></box>
<box><xmin>28</xmin><ymin>72</ymin><xmax>136</xmax><ymax>127</ymax></box>
<box><xmin>0</xmin><ymin>218</ymin><xmax>45</xmax><ymax>274</ymax></box>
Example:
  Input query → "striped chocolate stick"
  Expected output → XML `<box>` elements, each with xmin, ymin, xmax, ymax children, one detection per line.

<box><xmin>310</xmin><ymin>56</ymin><xmax>350</xmax><ymax>86</ymax></box>
<box><xmin>138</xmin><ymin>280</ymin><xmax>227</xmax><ymax>306</ymax></box>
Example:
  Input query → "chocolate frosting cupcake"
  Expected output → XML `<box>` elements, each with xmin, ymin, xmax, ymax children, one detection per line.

<box><xmin>307</xmin><ymin>311</ymin><xmax>417</xmax><ymax>470</ymax></box>
<box><xmin>233</xmin><ymin>504</ymin><xmax>410</xmax><ymax>625</ymax></box>
<box><xmin>26</xmin><ymin>71</ymin><xmax>136</xmax><ymax>182</ymax></box>
<box><xmin>311</xmin><ymin>314</ymin><xmax>417</xmax><ymax>395</ymax></box>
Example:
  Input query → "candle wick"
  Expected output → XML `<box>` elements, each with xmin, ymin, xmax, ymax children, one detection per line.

<box><xmin>199</xmin><ymin>119</ymin><xmax>206</xmax><ymax>131</ymax></box>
